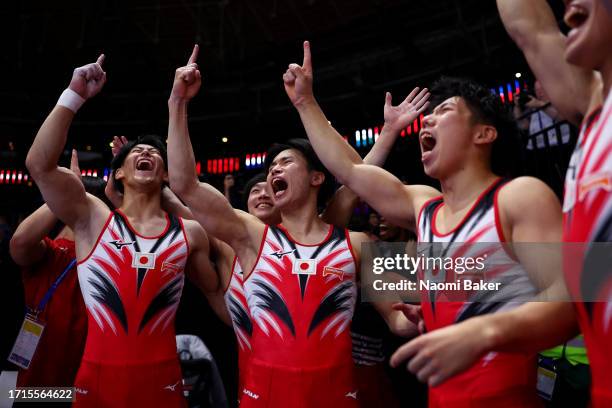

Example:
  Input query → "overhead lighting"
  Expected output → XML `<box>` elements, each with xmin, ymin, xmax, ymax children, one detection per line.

<box><xmin>515</xmin><ymin>72</ymin><xmax>522</xmax><ymax>78</ymax></box>
<box><xmin>222</xmin><ymin>137</ymin><xmax>228</xmax><ymax>143</ymax></box>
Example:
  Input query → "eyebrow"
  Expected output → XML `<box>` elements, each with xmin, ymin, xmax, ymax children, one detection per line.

<box><xmin>433</xmin><ymin>101</ymin><xmax>455</xmax><ymax>115</ymax></box>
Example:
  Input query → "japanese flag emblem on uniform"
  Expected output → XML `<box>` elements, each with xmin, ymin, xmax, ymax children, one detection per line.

<box><xmin>132</xmin><ymin>252</ymin><xmax>156</xmax><ymax>270</ymax></box>
<box><xmin>292</xmin><ymin>258</ymin><xmax>317</xmax><ymax>276</ymax></box>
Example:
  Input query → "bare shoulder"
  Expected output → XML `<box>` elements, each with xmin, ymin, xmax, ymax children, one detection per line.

<box><xmin>497</xmin><ymin>176</ymin><xmax>561</xmax><ymax>220</ymax></box>
<box><xmin>181</xmin><ymin>218</ymin><xmax>210</xmax><ymax>251</ymax></box>
<box><xmin>409</xmin><ymin>184</ymin><xmax>441</xmax><ymax>209</ymax></box>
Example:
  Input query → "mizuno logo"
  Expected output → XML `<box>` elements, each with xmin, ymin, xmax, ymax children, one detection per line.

<box><xmin>269</xmin><ymin>249</ymin><xmax>296</xmax><ymax>259</ymax></box>
<box><xmin>345</xmin><ymin>390</ymin><xmax>358</xmax><ymax>399</ymax></box>
<box><xmin>164</xmin><ymin>381</ymin><xmax>180</xmax><ymax>392</ymax></box>
<box><xmin>75</xmin><ymin>387</ymin><xmax>89</xmax><ymax>395</ymax></box>
<box><xmin>243</xmin><ymin>388</ymin><xmax>260</xmax><ymax>399</ymax></box>
<box><xmin>109</xmin><ymin>240</ymin><xmax>134</xmax><ymax>250</ymax></box>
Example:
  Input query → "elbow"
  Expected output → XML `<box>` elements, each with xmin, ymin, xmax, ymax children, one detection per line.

<box><xmin>9</xmin><ymin>234</ymin><xmax>28</xmax><ymax>265</ymax></box>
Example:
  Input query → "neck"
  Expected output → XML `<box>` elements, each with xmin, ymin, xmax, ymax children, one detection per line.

<box><xmin>439</xmin><ymin>164</ymin><xmax>498</xmax><ymax>212</ymax></box>
<box><xmin>279</xmin><ymin>195</ymin><xmax>327</xmax><ymax>243</ymax></box>
<box><xmin>119</xmin><ymin>187</ymin><xmax>164</xmax><ymax>221</ymax></box>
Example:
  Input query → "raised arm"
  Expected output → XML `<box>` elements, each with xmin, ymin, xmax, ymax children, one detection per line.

<box><xmin>11</xmin><ymin>150</ymin><xmax>83</xmax><ymax>266</ymax></box>
<box><xmin>321</xmin><ymin>111</ymin><xmax>410</xmax><ymax>227</ymax></box>
<box><xmin>283</xmin><ymin>41</ymin><xmax>438</xmax><ymax>230</ymax></box>
<box><xmin>496</xmin><ymin>0</ymin><xmax>600</xmax><ymax>125</ymax></box>
<box><xmin>167</xmin><ymin>46</ymin><xmax>263</xmax><ymax>254</ymax></box>
<box><xmin>26</xmin><ymin>56</ymin><xmax>109</xmax><ymax>230</ymax></box>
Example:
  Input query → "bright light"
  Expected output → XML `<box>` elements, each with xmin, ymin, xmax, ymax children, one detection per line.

<box><xmin>515</xmin><ymin>72</ymin><xmax>522</xmax><ymax>78</ymax></box>
<box><xmin>222</xmin><ymin>137</ymin><xmax>228</xmax><ymax>143</ymax></box>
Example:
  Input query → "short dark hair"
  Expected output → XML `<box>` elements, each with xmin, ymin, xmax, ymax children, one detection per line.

<box><xmin>110</xmin><ymin>135</ymin><xmax>168</xmax><ymax>193</ymax></box>
<box><xmin>243</xmin><ymin>173</ymin><xmax>267</xmax><ymax>209</ymax></box>
<box><xmin>429</xmin><ymin>77</ymin><xmax>522</xmax><ymax>177</ymax></box>
<box><xmin>264</xmin><ymin>138</ymin><xmax>336</xmax><ymax>210</ymax></box>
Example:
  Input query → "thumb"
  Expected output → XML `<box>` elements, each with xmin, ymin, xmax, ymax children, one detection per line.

<box><xmin>385</xmin><ymin>92</ymin><xmax>392</xmax><ymax>107</ymax></box>
<box><xmin>70</xmin><ymin>149</ymin><xmax>81</xmax><ymax>175</ymax></box>
<box><xmin>96</xmin><ymin>54</ymin><xmax>105</xmax><ymax>67</ymax></box>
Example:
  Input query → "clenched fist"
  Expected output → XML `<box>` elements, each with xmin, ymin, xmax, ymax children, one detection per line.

<box><xmin>170</xmin><ymin>45</ymin><xmax>202</xmax><ymax>102</ymax></box>
<box><xmin>283</xmin><ymin>41</ymin><xmax>315</xmax><ymax>107</ymax></box>
<box><xmin>69</xmin><ymin>55</ymin><xmax>107</xmax><ymax>100</ymax></box>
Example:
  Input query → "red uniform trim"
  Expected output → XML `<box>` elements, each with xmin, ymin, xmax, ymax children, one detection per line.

<box><xmin>344</xmin><ymin>229</ymin><xmax>359</xmax><ymax>269</ymax></box>
<box><xmin>243</xmin><ymin>225</ymin><xmax>269</xmax><ymax>282</ymax></box>
<box><xmin>417</xmin><ymin>195</ymin><xmax>443</xmax><ymax>240</ymax></box>
<box><xmin>431</xmin><ymin>177</ymin><xmax>502</xmax><ymax>237</ymax></box>
<box><xmin>277</xmin><ymin>223</ymin><xmax>334</xmax><ymax>246</ymax></box>
<box><xmin>223</xmin><ymin>256</ymin><xmax>238</xmax><ymax>294</ymax></box>
<box><xmin>178</xmin><ymin>216</ymin><xmax>190</xmax><ymax>256</ymax></box>
<box><xmin>115</xmin><ymin>209</ymin><xmax>170</xmax><ymax>239</ymax></box>
<box><xmin>493</xmin><ymin>181</ymin><xmax>520</xmax><ymax>262</ymax></box>
<box><xmin>77</xmin><ymin>211</ymin><xmax>113</xmax><ymax>265</ymax></box>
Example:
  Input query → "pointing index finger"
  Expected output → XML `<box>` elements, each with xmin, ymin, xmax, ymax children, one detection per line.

<box><xmin>188</xmin><ymin>44</ymin><xmax>199</xmax><ymax>65</ymax></box>
<box><xmin>96</xmin><ymin>54</ymin><xmax>105</xmax><ymax>67</ymax></box>
<box><xmin>302</xmin><ymin>41</ymin><xmax>312</xmax><ymax>71</ymax></box>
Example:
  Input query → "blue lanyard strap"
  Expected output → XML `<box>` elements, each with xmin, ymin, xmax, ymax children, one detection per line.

<box><xmin>30</xmin><ymin>258</ymin><xmax>77</xmax><ymax>315</ymax></box>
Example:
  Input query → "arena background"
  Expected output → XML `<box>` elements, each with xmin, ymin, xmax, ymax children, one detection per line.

<box><xmin>0</xmin><ymin>0</ymin><xmax>570</xmax><ymax>404</ymax></box>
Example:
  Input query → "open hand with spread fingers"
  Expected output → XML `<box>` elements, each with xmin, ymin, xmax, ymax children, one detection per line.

<box><xmin>170</xmin><ymin>45</ymin><xmax>202</xmax><ymax>102</ymax></box>
<box><xmin>384</xmin><ymin>87</ymin><xmax>430</xmax><ymax>134</ymax></box>
<box><xmin>111</xmin><ymin>136</ymin><xmax>128</xmax><ymax>156</ymax></box>
<box><xmin>283</xmin><ymin>41</ymin><xmax>315</xmax><ymax>107</ymax></box>
<box><xmin>69</xmin><ymin>55</ymin><xmax>107</xmax><ymax>100</ymax></box>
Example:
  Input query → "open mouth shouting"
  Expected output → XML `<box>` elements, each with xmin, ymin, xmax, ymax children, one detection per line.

<box><xmin>271</xmin><ymin>177</ymin><xmax>288</xmax><ymax>199</ymax></box>
<box><xmin>420</xmin><ymin>131</ymin><xmax>437</xmax><ymax>163</ymax></box>
<box><xmin>136</xmin><ymin>157</ymin><xmax>154</xmax><ymax>172</ymax></box>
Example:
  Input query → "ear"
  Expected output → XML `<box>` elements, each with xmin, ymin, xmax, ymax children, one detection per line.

<box><xmin>474</xmin><ymin>124</ymin><xmax>497</xmax><ymax>145</ymax></box>
<box><xmin>115</xmin><ymin>168</ymin><xmax>125</xmax><ymax>182</ymax></box>
<box><xmin>310</xmin><ymin>170</ymin><xmax>325</xmax><ymax>187</ymax></box>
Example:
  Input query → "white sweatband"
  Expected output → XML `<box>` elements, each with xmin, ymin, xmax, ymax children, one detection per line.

<box><xmin>57</xmin><ymin>88</ymin><xmax>85</xmax><ymax>113</ymax></box>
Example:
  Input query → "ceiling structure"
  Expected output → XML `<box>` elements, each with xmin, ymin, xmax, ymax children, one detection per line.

<box><xmin>0</xmin><ymin>0</ymin><xmax>565</xmax><ymax>171</ymax></box>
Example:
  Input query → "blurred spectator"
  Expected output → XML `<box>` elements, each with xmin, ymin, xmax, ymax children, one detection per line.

<box><xmin>514</xmin><ymin>80</ymin><xmax>571</xmax><ymax>150</ymax></box>
<box><xmin>223</xmin><ymin>174</ymin><xmax>241</xmax><ymax>209</ymax></box>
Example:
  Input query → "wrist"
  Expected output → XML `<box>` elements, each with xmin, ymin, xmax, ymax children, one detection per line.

<box><xmin>168</xmin><ymin>95</ymin><xmax>190</xmax><ymax>107</ymax></box>
<box><xmin>294</xmin><ymin>96</ymin><xmax>318</xmax><ymax>111</ymax></box>
<box><xmin>477</xmin><ymin>315</ymin><xmax>502</xmax><ymax>352</ymax></box>
<box><xmin>57</xmin><ymin>88</ymin><xmax>85</xmax><ymax>113</ymax></box>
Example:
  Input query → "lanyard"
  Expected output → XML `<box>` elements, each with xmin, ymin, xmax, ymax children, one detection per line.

<box><xmin>28</xmin><ymin>258</ymin><xmax>77</xmax><ymax>316</ymax></box>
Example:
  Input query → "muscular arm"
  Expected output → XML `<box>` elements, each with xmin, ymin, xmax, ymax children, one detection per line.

<box><xmin>167</xmin><ymin>46</ymin><xmax>264</xmax><ymax>278</ymax></box>
<box><xmin>485</xmin><ymin>176</ymin><xmax>578</xmax><ymax>351</ymax></box>
<box><xmin>26</xmin><ymin>57</ymin><xmax>109</xmax><ymax>232</ymax></box>
<box><xmin>184</xmin><ymin>220</ymin><xmax>231</xmax><ymax>325</ymax></box>
<box><xmin>284</xmin><ymin>42</ymin><xmax>438</xmax><ymax>230</ymax></box>
<box><xmin>497</xmin><ymin>0</ymin><xmax>600</xmax><ymax>125</ymax></box>
<box><xmin>321</xmin><ymin>123</ymin><xmax>407</xmax><ymax>227</ymax></box>
<box><xmin>9</xmin><ymin>205</ymin><xmax>57</xmax><ymax>266</ymax></box>
<box><xmin>390</xmin><ymin>177</ymin><xmax>577</xmax><ymax>386</ymax></box>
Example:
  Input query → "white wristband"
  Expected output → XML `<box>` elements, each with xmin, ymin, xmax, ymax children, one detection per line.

<box><xmin>57</xmin><ymin>88</ymin><xmax>85</xmax><ymax>113</ymax></box>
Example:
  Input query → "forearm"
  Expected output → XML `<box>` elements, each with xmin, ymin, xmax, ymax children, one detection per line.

<box><xmin>10</xmin><ymin>205</ymin><xmax>57</xmax><ymax>266</ymax></box>
<box><xmin>26</xmin><ymin>106</ymin><xmax>74</xmax><ymax>176</ymax></box>
<box><xmin>295</xmin><ymin>99</ymin><xmax>362</xmax><ymax>185</ymax></box>
<box><xmin>167</xmin><ymin>99</ymin><xmax>200</xmax><ymax>195</ymax></box>
<box><xmin>320</xmin><ymin>186</ymin><xmax>359</xmax><ymax>227</ymax></box>
<box><xmin>13</xmin><ymin>205</ymin><xmax>57</xmax><ymax>243</ymax></box>
<box><xmin>363</xmin><ymin>125</ymin><xmax>398</xmax><ymax>166</ymax></box>
<box><xmin>162</xmin><ymin>187</ymin><xmax>194</xmax><ymax>219</ymax></box>
<box><xmin>481</xmin><ymin>302</ymin><xmax>579</xmax><ymax>354</ymax></box>
<box><xmin>496</xmin><ymin>0</ymin><xmax>557</xmax><ymax>50</ymax></box>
